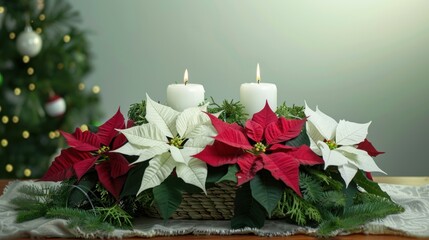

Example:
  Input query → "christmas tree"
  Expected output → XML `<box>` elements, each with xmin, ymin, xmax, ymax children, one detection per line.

<box><xmin>0</xmin><ymin>0</ymin><xmax>102</xmax><ymax>178</ymax></box>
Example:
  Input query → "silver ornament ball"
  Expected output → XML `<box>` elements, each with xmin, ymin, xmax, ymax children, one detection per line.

<box><xmin>16</xmin><ymin>26</ymin><xmax>43</xmax><ymax>57</ymax></box>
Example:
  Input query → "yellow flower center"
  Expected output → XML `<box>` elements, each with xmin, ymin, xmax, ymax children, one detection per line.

<box><xmin>325</xmin><ymin>139</ymin><xmax>337</xmax><ymax>150</ymax></box>
<box><xmin>253</xmin><ymin>142</ymin><xmax>267</xmax><ymax>154</ymax></box>
<box><xmin>170</xmin><ymin>136</ymin><xmax>184</xmax><ymax>148</ymax></box>
<box><xmin>97</xmin><ymin>145</ymin><xmax>110</xmax><ymax>155</ymax></box>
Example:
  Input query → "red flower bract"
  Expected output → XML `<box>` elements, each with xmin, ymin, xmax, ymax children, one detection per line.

<box><xmin>194</xmin><ymin>102</ymin><xmax>323</xmax><ymax>196</ymax></box>
<box><xmin>41</xmin><ymin>109</ymin><xmax>131</xmax><ymax>200</ymax></box>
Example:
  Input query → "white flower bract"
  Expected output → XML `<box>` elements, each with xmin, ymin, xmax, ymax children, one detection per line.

<box><xmin>304</xmin><ymin>102</ymin><xmax>386</xmax><ymax>187</ymax></box>
<box><xmin>114</xmin><ymin>94</ymin><xmax>216</xmax><ymax>195</ymax></box>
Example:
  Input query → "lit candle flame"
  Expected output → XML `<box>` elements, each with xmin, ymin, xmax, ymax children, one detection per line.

<box><xmin>184</xmin><ymin>69</ymin><xmax>189</xmax><ymax>85</ymax></box>
<box><xmin>256</xmin><ymin>63</ymin><xmax>261</xmax><ymax>83</ymax></box>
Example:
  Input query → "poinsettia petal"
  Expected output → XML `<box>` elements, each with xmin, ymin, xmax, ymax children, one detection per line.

<box><xmin>207</xmin><ymin>113</ymin><xmax>243</xmax><ymax>134</ymax></box>
<box><xmin>305</xmin><ymin>121</ymin><xmax>324</xmax><ymax>156</ymax></box>
<box><xmin>111</xmin><ymin>132</ymin><xmax>127</xmax><ymax>150</ymax></box>
<box><xmin>118</xmin><ymin>123</ymin><xmax>168</xmax><ymax>147</ymax></box>
<box><xmin>138</xmin><ymin>152</ymin><xmax>176</xmax><ymax>195</ymax></box>
<box><xmin>97</xmin><ymin>108</ymin><xmax>125</xmax><ymax>146</ymax></box>
<box><xmin>338</xmin><ymin>163</ymin><xmax>358</xmax><ymax>187</ymax></box>
<box><xmin>336</xmin><ymin>120</ymin><xmax>370</xmax><ymax>146</ymax></box>
<box><xmin>288</xmin><ymin>145</ymin><xmax>324</xmax><ymax>165</ymax></box>
<box><xmin>318</xmin><ymin>141</ymin><xmax>349</xmax><ymax>169</ymax></box>
<box><xmin>269</xmin><ymin>144</ymin><xmax>294</xmax><ymax>152</ymax></box>
<box><xmin>146</xmin><ymin>94</ymin><xmax>179</xmax><ymax>138</ymax></box>
<box><xmin>261</xmin><ymin>153</ymin><xmax>301</xmax><ymax>196</ymax></box>
<box><xmin>304</xmin><ymin>102</ymin><xmax>337</xmax><ymax>141</ymax></box>
<box><xmin>106</xmin><ymin>152</ymin><xmax>131</xmax><ymax>178</ymax></box>
<box><xmin>61</xmin><ymin>129</ymin><xmax>100</xmax><ymax>151</ymax></box>
<box><xmin>337</xmin><ymin>146</ymin><xmax>386</xmax><ymax>174</ymax></box>
<box><xmin>251</xmin><ymin>102</ymin><xmax>278</xmax><ymax>129</ymax></box>
<box><xmin>245</xmin><ymin>120</ymin><xmax>264</xmax><ymax>142</ymax></box>
<box><xmin>176</xmin><ymin>158</ymin><xmax>208</xmax><ymax>194</ymax></box>
<box><xmin>40</xmin><ymin>148</ymin><xmax>82</xmax><ymax>181</ymax></box>
<box><xmin>176</xmin><ymin>107</ymin><xmax>210</xmax><ymax>138</ymax></box>
<box><xmin>95</xmin><ymin>161</ymin><xmax>126</xmax><ymax>200</ymax></box>
<box><xmin>73</xmin><ymin>156</ymin><xmax>98</xmax><ymax>180</ymax></box>
<box><xmin>215</xmin><ymin>127</ymin><xmax>252</xmax><ymax>150</ymax></box>
<box><xmin>357</xmin><ymin>139</ymin><xmax>384</xmax><ymax>157</ymax></box>
<box><xmin>193</xmin><ymin>141</ymin><xmax>244</xmax><ymax>167</ymax></box>
<box><xmin>265</xmin><ymin>118</ymin><xmax>305</xmax><ymax>145</ymax></box>
<box><xmin>236</xmin><ymin>153</ymin><xmax>262</xmax><ymax>185</ymax></box>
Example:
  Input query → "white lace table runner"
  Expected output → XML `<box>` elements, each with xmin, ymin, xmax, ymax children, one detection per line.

<box><xmin>0</xmin><ymin>181</ymin><xmax>428</xmax><ymax>239</ymax></box>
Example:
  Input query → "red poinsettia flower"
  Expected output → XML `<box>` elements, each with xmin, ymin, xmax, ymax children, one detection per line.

<box><xmin>41</xmin><ymin>109</ymin><xmax>131</xmax><ymax>200</ymax></box>
<box><xmin>194</xmin><ymin>103</ymin><xmax>324</xmax><ymax>196</ymax></box>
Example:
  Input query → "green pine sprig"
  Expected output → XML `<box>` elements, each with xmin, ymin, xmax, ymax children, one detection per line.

<box><xmin>207</xmin><ymin>97</ymin><xmax>248</xmax><ymax>125</ymax></box>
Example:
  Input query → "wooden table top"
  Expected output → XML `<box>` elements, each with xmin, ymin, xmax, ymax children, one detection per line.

<box><xmin>1</xmin><ymin>177</ymin><xmax>428</xmax><ymax>240</ymax></box>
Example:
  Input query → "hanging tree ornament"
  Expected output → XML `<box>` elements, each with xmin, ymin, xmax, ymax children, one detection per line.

<box><xmin>16</xmin><ymin>26</ymin><xmax>43</xmax><ymax>57</ymax></box>
<box><xmin>45</xmin><ymin>93</ymin><xmax>66</xmax><ymax>117</ymax></box>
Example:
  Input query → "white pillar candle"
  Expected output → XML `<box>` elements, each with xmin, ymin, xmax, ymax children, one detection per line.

<box><xmin>240</xmin><ymin>64</ymin><xmax>277</xmax><ymax>116</ymax></box>
<box><xmin>167</xmin><ymin>69</ymin><xmax>205</xmax><ymax>111</ymax></box>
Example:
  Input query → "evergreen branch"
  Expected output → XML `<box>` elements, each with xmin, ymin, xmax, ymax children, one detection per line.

<box><xmin>299</xmin><ymin>172</ymin><xmax>324</xmax><ymax>203</ymax></box>
<box><xmin>128</xmin><ymin>100</ymin><xmax>148</xmax><ymax>125</ymax></box>
<box><xmin>276</xmin><ymin>102</ymin><xmax>306</xmax><ymax>119</ymax></box>
<box><xmin>96</xmin><ymin>205</ymin><xmax>134</xmax><ymax>229</ymax></box>
<box><xmin>207</xmin><ymin>97</ymin><xmax>248</xmax><ymax>125</ymax></box>
<box><xmin>46</xmin><ymin>207</ymin><xmax>114</xmax><ymax>233</ymax></box>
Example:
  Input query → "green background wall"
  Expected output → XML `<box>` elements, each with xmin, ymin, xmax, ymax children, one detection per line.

<box><xmin>71</xmin><ymin>0</ymin><xmax>429</xmax><ymax>176</ymax></box>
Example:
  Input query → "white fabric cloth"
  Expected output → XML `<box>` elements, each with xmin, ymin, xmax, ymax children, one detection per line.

<box><xmin>0</xmin><ymin>180</ymin><xmax>428</xmax><ymax>239</ymax></box>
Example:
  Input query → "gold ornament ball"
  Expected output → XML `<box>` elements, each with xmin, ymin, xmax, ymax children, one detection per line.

<box><xmin>5</xmin><ymin>164</ymin><xmax>13</xmax><ymax>173</ymax></box>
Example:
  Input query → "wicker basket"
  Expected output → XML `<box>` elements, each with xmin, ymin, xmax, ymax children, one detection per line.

<box><xmin>144</xmin><ymin>181</ymin><xmax>237</xmax><ymax>220</ymax></box>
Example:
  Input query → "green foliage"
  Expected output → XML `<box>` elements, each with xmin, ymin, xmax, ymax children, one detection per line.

<box><xmin>216</xmin><ymin>165</ymin><xmax>238</xmax><ymax>184</ymax></box>
<box><xmin>46</xmin><ymin>207</ymin><xmax>114</xmax><ymax>233</ymax></box>
<box><xmin>96</xmin><ymin>205</ymin><xmax>133</xmax><ymax>229</ymax></box>
<box><xmin>128</xmin><ymin>100</ymin><xmax>148</xmax><ymax>125</ymax></box>
<box><xmin>231</xmin><ymin>183</ymin><xmax>266</xmax><ymax>229</ymax></box>
<box><xmin>276</xmin><ymin>102</ymin><xmax>306</xmax><ymax>119</ymax></box>
<box><xmin>152</xmin><ymin>176</ymin><xmax>183</xmax><ymax>221</ymax></box>
<box><xmin>250</xmin><ymin>171</ymin><xmax>283</xmax><ymax>217</ymax></box>
<box><xmin>207</xmin><ymin>97</ymin><xmax>248</xmax><ymax>125</ymax></box>
<box><xmin>353</xmin><ymin>170</ymin><xmax>391</xmax><ymax>200</ymax></box>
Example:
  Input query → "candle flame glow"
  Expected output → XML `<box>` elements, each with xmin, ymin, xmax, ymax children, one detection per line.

<box><xmin>184</xmin><ymin>69</ymin><xmax>189</xmax><ymax>85</ymax></box>
<box><xmin>256</xmin><ymin>63</ymin><xmax>261</xmax><ymax>83</ymax></box>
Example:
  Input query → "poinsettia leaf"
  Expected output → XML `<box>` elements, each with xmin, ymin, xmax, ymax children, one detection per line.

<box><xmin>138</xmin><ymin>152</ymin><xmax>176</xmax><ymax>195</ymax></box>
<box><xmin>61</xmin><ymin>129</ymin><xmax>99</xmax><ymax>151</ymax></box>
<box><xmin>121</xmin><ymin>161</ymin><xmax>149</xmax><ymax>197</ymax></box>
<box><xmin>175</xmin><ymin>158</ymin><xmax>207</xmax><ymax>194</ymax></box>
<box><xmin>236</xmin><ymin>154</ymin><xmax>263</xmax><ymax>186</ymax></box>
<box><xmin>265</xmin><ymin>118</ymin><xmax>305</xmax><ymax>145</ymax></box>
<box><xmin>118</xmin><ymin>123</ymin><xmax>168</xmax><ymax>147</ymax></box>
<box><xmin>73</xmin><ymin>157</ymin><xmax>98</xmax><ymax>180</ymax></box>
<box><xmin>250</xmin><ymin>171</ymin><xmax>283</xmax><ymax>217</ymax></box>
<box><xmin>185</xmin><ymin>124</ymin><xmax>216</xmax><ymax>141</ymax></box>
<box><xmin>245</xmin><ymin>120</ymin><xmax>264</xmax><ymax>142</ymax></box>
<box><xmin>215</xmin><ymin>128</ymin><xmax>252</xmax><ymax>150</ymax></box>
<box><xmin>251</xmin><ymin>102</ymin><xmax>278</xmax><ymax>129</ymax></box>
<box><xmin>107</xmin><ymin>153</ymin><xmax>131</xmax><ymax>178</ymax></box>
<box><xmin>184</xmin><ymin>135</ymin><xmax>214</xmax><ymax>150</ymax></box>
<box><xmin>288</xmin><ymin>145</ymin><xmax>324</xmax><ymax>165</ymax></box>
<box><xmin>353</xmin><ymin>170</ymin><xmax>391</xmax><ymax>200</ymax></box>
<box><xmin>68</xmin><ymin>173</ymin><xmax>97</xmax><ymax>208</ymax></box>
<box><xmin>336</xmin><ymin>120</ymin><xmax>371</xmax><ymax>146</ymax></box>
<box><xmin>217</xmin><ymin>164</ymin><xmax>239</xmax><ymax>183</ymax></box>
<box><xmin>261</xmin><ymin>153</ymin><xmax>301</xmax><ymax>196</ymax></box>
<box><xmin>357</xmin><ymin>139</ymin><xmax>384</xmax><ymax>157</ymax></box>
<box><xmin>40</xmin><ymin>148</ymin><xmax>82</xmax><ymax>181</ymax></box>
<box><xmin>97</xmin><ymin>108</ymin><xmax>125</xmax><ymax>146</ymax></box>
<box><xmin>153</xmin><ymin>176</ymin><xmax>183</xmax><ymax>221</ymax></box>
<box><xmin>231</xmin><ymin>183</ymin><xmax>266</xmax><ymax>229</ymax></box>
<box><xmin>95</xmin><ymin>161</ymin><xmax>127</xmax><ymax>200</ymax></box>
<box><xmin>146</xmin><ymin>94</ymin><xmax>179</xmax><ymax>138</ymax></box>
<box><xmin>207</xmin><ymin>113</ymin><xmax>242</xmax><ymax>134</ymax></box>
<box><xmin>194</xmin><ymin>141</ymin><xmax>244</xmax><ymax>167</ymax></box>
<box><xmin>176</xmin><ymin>107</ymin><xmax>210</xmax><ymax>138</ymax></box>
<box><xmin>205</xmin><ymin>165</ymin><xmax>229</xmax><ymax>184</ymax></box>
<box><xmin>285</xmin><ymin>128</ymin><xmax>310</xmax><ymax>147</ymax></box>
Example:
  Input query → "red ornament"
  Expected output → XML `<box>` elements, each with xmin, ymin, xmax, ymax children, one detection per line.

<box><xmin>45</xmin><ymin>95</ymin><xmax>66</xmax><ymax>117</ymax></box>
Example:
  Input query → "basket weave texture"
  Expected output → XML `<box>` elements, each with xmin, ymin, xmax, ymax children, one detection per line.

<box><xmin>144</xmin><ymin>181</ymin><xmax>237</xmax><ymax>220</ymax></box>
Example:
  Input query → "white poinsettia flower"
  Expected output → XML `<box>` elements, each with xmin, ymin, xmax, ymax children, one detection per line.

<box><xmin>304</xmin><ymin>102</ymin><xmax>385</xmax><ymax>187</ymax></box>
<box><xmin>114</xmin><ymin>94</ymin><xmax>216</xmax><ymax>195</ymax></box>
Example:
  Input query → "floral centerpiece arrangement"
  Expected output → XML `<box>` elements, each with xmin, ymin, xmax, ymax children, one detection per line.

<box><xmin>10</xmin><ymin>95</ymin><xmax>404</xmax><ymax>237</ymax></box>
